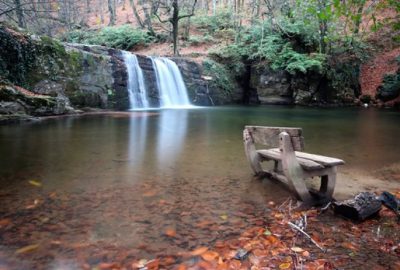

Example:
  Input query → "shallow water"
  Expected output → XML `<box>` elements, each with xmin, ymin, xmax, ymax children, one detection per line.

<box><xmin>0</xmin><ymin>106</ymin><xmax>399</xmax><ymax>268</ymax></box>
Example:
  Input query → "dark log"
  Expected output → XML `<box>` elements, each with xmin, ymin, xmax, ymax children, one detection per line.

<box><xmin>333</xmin><ymin>192</ymin><xmax>382</xmax><ymax>221</ymax></box>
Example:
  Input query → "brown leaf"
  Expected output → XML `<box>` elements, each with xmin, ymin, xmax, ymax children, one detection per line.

<box><xmin>15</xmin><ymin>244</ymin><xmax>39</xmax><ymax>254</ymax></box>
<box><xmin>190</xmin><ymin>247</ymin><xmax>209</xmax><ymax>256</ymax></box>
<box><xmin>201</xmin><ymin>251</ymin><xmax>219</xmax><ymax>261</ymax></box>
<box><xmin>165</xmin><ymin>228</ymin><xmax>176</xmax><ymax>237</ymax></box>
<box><xmin>146</xmin><ymin>259</ymin><xmax>160</xmax><ymax>270</ymax></box>
<box><xmin>341</xmin><ymin>242</ymin><xmax>358</xmax><ymax>251</ymax></box>
<box><xmin>177</xmin><ymin>264</ymin><xmax>187</xmax><ymax>270</ymax></box>
<box><xmin>98</xmin><ymin>262</ymin><xmax>119</xmax><ymax>269</ymax></box>
<box><xmin>0</xmin><ymin>218</ymin><xmax>11</xmax><ymax>228</ymax></box>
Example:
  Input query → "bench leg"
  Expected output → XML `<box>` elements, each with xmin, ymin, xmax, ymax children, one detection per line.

<box><xmin>319</xmin><ymin>167</ymin><xmax>336</xmax><ymax>200</ymax></box>
<box><xmin>280</xmin><ymin>132</ymin><xmax>313</xmax><ymax>203</ymax></box>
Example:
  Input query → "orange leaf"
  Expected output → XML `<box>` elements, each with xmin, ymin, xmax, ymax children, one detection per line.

<box><xmin>0</xmin><ymin>218</ymin><xmax>11</xmax><ymax>227</ymax></box>
<box><xmin>190</xmin><ymin>247</ymin><xmax>208</xmax><ymax>256</ymax></box>
<box><xmin>341</xmin><ymin>242</ymin><xmax>358</xmax><ymax>251</ymax></box>
<box><xmin>143</xmin><ymin>190</ymin><xmax>157</xmax><ymax>197</ymax></box>
<box><xmin>177</xmin><ymin>264</ymin><xmax>187</xmax><ymax>270</ymax></box>
<box><xmin>201</xmin><ymin>251</ymin><xmax>219</xmax><ymax>261</ymax></box>
<box><xmin>165</xmin><ymin>228</ymin><xmax>176</xmax><ymax>237</ymax></box>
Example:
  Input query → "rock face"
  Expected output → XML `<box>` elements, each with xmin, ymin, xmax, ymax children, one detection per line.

<box><xmin>376</xmin><ymin>71</ymin><xmax>400</xmax><ymax>102</ymax></box>
<box><xmin>0</xmin><ymin>84</ymin><xmax>70</xmax><ymax>116</ymax></box>
<box><xmin>250</xmin><ymin>65</ymin><xmax>292</xmax><ymax>105</ymax></box>
<box><xmin>0</xmin><ymin>24</ymin><xmax>129</xmax><ymax>114</ymax></box>
<box><xmin>250</xmin><ymin>62</ymin><xmax>360</xmax><ymax>106</ymax></box>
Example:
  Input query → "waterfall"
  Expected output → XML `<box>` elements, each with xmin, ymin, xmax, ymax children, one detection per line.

<box><xmin>123</xmin><ymin>51</ymin><xmax>149</xmax><ymax>110</ymax></box>
<box><xmin>150</xmin><ymin>57</ymin><xmax>192</xmax><ymax>108</ymax></box>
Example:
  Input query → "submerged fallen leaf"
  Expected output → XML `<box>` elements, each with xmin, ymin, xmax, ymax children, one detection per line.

<box><xmin>279</xmin><ymin>262</ymin><xmax>291</xmax><ymax>269</ymax></box>
<box><xmin>201</xmin><ymin>250</ymin><xmax>219</xmax><ymax>261</ymax></box>
<box><xmin>220</xmin><ymin>214</ymin><xmax>228</xmax><ymax>220</ymax></box>
<box><xmin>165</xmin><ymin>228</ymin><xmax>176</xmax><ymax>237</ymax></box>
<box><xmin>15</xmin><ymin>244</ymin><xmax>39</xmax><ymax>254</ymax></box>
<box><xmin>98</xmin><ymin>262</ymin><xmax>119</xmax><ymax>269</ymax></box>
<box><xmin>190</xmin><ymin>246</ymin><xmax>208</xmax><ymax>256</ymax></box>
<box><xmin>28</xmin><ymin>180</ymin><xmax>42</xmax><ymax>187</ymax></box>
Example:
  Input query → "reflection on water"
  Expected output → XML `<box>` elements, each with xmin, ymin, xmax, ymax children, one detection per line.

<box><xmin>156</xmin><ymin>109</ymin><xmax>188</xmax><ymax>171</ymax></box>
<box><xmin>0</xmin><ymin>106</ymin><xmax>400</xmax><ymax>269</ymax></box>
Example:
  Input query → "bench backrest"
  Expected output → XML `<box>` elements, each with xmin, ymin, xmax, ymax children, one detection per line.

<box><xmin>244</xmin><ymin>126</ymin><xmax>304</xmax><ymax>151</ymax></box>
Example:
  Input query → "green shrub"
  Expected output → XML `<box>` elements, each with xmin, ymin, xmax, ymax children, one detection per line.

<box><xmin>192</xmin><ymin>9</ymin><xmax>235</xmax><ymax>33</ymax></box>
<box><xmin>188</xmin><ymin>35</ymin><xmax>214</xmax><ymax>46</ymax></box>
<box><xmin>61</xmin><ymin>25</ymin><xmax>153</xmax><ymax>50</ymax></box>
<box><xmin>210</xmin><ymin>21</ymin><xmax>326</xmax><ymax>75</ymax></box>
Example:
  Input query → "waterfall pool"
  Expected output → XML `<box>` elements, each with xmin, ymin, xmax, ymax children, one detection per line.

<box><xmin>0</xmin><ymin>106</ymin><xmax>399</xmax><ymax>268</ymax></box>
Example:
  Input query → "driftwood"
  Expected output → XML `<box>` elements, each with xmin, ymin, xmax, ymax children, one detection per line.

<box><xmin>243</xmin><ymin>126</ymin><xmax>345</xmax><ymax>205</ymax></box>
<box><xmin>333</xmin><ymin>192</ymin><xmax>382</xmax><ymax>221</ymax></box>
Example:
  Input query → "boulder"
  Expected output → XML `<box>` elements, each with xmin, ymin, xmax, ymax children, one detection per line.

<box><xmin>250</xmin><ymin>65</ymin><xmax>293</xmax><ymax>105</ymax></box>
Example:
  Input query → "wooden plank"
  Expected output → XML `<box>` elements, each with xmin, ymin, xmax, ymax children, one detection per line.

<box><xmin>269</xmin><ymin>148</ymin><xmax>345</xmax><ymax>166</ymax></box>
<box><xmin>245</xmin><ymin>126</ymin><xmax>304</xmax><ymax>151</ymax></box>
<box><xmin>257</xmin><ymin>149</ymin><xmax>324</xmax><ymax>171</ymax></box>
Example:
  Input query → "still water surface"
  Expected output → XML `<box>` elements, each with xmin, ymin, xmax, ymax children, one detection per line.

<box><xmin>0</xmin><ymin>106</ymin><xmax>399</xmax><ymax>268</ymax></box>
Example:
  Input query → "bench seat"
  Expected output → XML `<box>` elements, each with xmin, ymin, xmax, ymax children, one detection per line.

<box><xmin>257</xmin><ymin>148</ymin><xmax>344</xmax><ymax>170</ymax></box>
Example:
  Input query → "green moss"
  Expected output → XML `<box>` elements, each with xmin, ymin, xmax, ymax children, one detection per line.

<box><xmin>40</xmin><ymin>36</ymin><xmax>67</xmax><ymax>57</ymax></box>
<box><xmin>203</xmin><ymin>59</ymin><xmax>234</xmax><ymax>94</ymax></box>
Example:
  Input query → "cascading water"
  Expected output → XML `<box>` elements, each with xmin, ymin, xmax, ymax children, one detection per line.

<box><xmin>123</xmin><ymin>51</ymin><xmax>149</xmax><ymax>110</ymax></box>
<box><xmin>150</xmin><ymin>57</ymin><xmax>192</xmax><ymax>108</ymax></box>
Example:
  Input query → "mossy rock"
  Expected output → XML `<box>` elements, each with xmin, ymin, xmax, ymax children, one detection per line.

<box><xmin>376</xmin><ymin>73</ymin><xmax>400</xmax><ymax>102</ymax></box>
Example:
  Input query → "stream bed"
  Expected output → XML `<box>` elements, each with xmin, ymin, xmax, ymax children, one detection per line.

<box><xmin>0</xmin><ymin>106</ymin><xmax>399</xmax><ymax>269</ymax></box>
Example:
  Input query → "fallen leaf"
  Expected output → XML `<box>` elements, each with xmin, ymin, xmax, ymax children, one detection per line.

<box><xmin>146</xmin><ymin>259</ymin><xmax>160</xmax><ymax>269</ymax></box>
<box><xmin>177</xmin><ymin>264</ymin><xmax>187</xmax><ymax>270</ymax></box>
<box><xmin>291</xmin><ymin>247</ymin><xmax>304</xmax><ymax>252</ymax></box>
<box><xmin>220</xmin><ymin>214</ymin><xmax>228</xmax><ymax>220</ymax></box>
<box><xmin>15</xmin><ymin>244</ymin><xmax>39</xmax><ymax>254</ymax></box>
<box><xmin>28</xmin><ymin>180</ymin><xmax>42</xmax><ymax>187</ymax></box>
<box><xmin>190</xmin><ymin>246</ymin><xmax>208</xmax><ymax>256</ymax></box>
<box><xmin>143</xmin><ymin>190</ymin><xmax>157</xmax><ymax>197</ymax></box>
<box><xmin>165</xmin><ymin>228</ymin><xmax>176</xmax><ymax>237</ymax></box>
<box><xmin>0</xmin><ymin>218</ymin><xmax>11</xmax><ymax>227</ymax></box>
<box><xmin>132</xmin><ymin>259</ymin><xmax>147</xmax><ymax>269</ymax></box>
<box><xmin>99</xmin><ymin>262</ymin><xmax>118</xmax><ymax>269</ymax></box>
<box><xmin>341</xmin><ymin>242</ymin><xmax>358</xmax><ymax>251</ymax></box>
<box><xmin>263</xmin><ymin>228</ymin><xmax>272</xmax><ymax>236</ymax></box>
<box><xmin>279</xmin><ymin>262</ymin><xmax>291</xmax><ymax>269</ymax></box>
<box><xmin>201</xmin><ymin>250</ymin><xmax>219</xmax><ymax>261</ymax></box>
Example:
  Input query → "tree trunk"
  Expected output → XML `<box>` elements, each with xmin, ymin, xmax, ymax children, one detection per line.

<box><xmin>129</xmin><ymin>0</ymin><xmax>144</xmax><ymax>28</ymax></box>
<box><xmin>99</xmin><ymin>0</ymin><xmax>105</xmax><ymax>24</ymax></box>
<box><xmin>212</xmin><ymin>0</ymin><xmax>216</xmax><ymax>15</ymax></box>
<box><xmin>184</xmin><ymin>17</ymin><xmax>191</xmax><ymax>40</ymax></box>
<box><xmin>108</xmin><ymin>0</ymin><xmax>116</xmax><ymax>25</ymax></box>
<box><xmin>86</xmin><ymin>0</ymin><xmax>91</xmax><ymax>13</ymax></box>
<box><xmin>143</xmin><ymin>6</ymin><xmax>155</xmax><ymax>35</ymax></box>
<box><xmin>13</xmin><ymin>0</ymin><xmax>25</xmax><ymax>27</ymax></box>
<box><xmin>172</xmin><ymin>0</ymin><xmax>179</xmax><ymax>55</ymax></box>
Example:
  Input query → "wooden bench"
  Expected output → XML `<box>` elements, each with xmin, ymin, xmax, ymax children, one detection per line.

<box><xmin>243</xmin><ymin>126</ymin><xmax>345</xmax><ymax>204</ymax></box>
